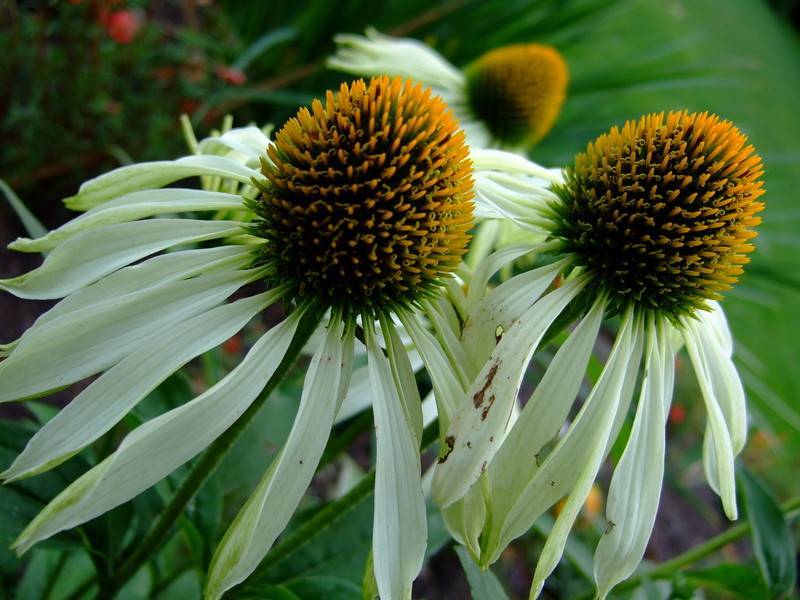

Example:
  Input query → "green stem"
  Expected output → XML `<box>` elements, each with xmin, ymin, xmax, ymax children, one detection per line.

<box><xmin>107</xmin><ymin>305</ymin><xmax>323</xmax><ymax>593</ymax></box>
<box><xmin>610</xmin><ymin>495</ymin><xmax>800</xmax><ymax>594</ymax></box>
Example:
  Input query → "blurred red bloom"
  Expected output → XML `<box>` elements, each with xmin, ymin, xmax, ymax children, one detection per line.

<box><xmin>179</xmin><ymin>98</ymin><xmax>200</xmax><ymax>115</ymax></box>
<box><xmin>105</xmin><ymin>10</ymin><xmax>142</xmax><ymax>44</ymax></box>
<box><xmin>668</xmin><ymin>404</ymin><xmax>687</xmax><ymax>425</ymax></box>
<box><xmin>223</xmin><ymin>334</ymin><xmax>243</xmax><ymax>355</ymax></box>
<box><xmin>214</xmin><ymin>65</ymin><xmax>247</xmax><ymax>86</ymax></box>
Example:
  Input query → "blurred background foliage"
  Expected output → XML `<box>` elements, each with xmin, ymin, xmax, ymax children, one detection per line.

<box><xmin>0</xmin><ymin>0</ymin><xmax>798</xmax><ymax>598</ymax></box>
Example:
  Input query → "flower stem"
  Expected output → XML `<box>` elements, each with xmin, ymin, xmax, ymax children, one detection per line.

<box><xmin>610</xmin><ymin>494</ymin><xmax>800</xmax><ymax>594</ymax></box>
<box><xmin>107</xmin><ymin>304</ymin><xmax>324</xmax><ymax>593</ymax></box>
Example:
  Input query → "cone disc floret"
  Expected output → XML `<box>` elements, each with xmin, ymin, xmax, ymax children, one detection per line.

<box><xmin>254</xmin><ymin>76</ymin><xmax>474</xmax><ymax>313</ymax></box>
<box><xmin>465</xmin><ymin>44</ymin><xmax>568</xmax><ymax>147</ymax></box>
<box><xmin>550</xmin><ymin>111</ymin><xmax>764</xmax><ymax>317</ymax></box>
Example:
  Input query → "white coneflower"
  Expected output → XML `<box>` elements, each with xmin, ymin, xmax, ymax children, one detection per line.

<box><xmin>0</xmin><ymin>76</ymin><xmax>475</xmax><ymax>600</ymax></box>
<box><xmin>431</xmin><ymin>111</ymin><xmax>765</xmax><ymax>598</ymax></box>
<box><xmin>328</xmin><ymin>28</ymin><xmax>568</xmax><ymax>151</ymax></box>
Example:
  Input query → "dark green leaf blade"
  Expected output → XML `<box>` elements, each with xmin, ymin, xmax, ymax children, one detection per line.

<box><xmin>455</xmin><ymin>546</ymin><xmax>509</xmax><ymax>600</ymax></box>
<box><xmin>685</xmin><ymin>564</ymin><xmax>770</xmax><ymax>600</ymax></box>
<box><xmin>738</xmin><ymin>467</ymin><xmax>797</xmax><ymax>598</ymax></box>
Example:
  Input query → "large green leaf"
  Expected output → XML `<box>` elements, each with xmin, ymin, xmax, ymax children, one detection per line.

<box><xmin>738</xmin><ymin>466</ymin><xmax>797</xmax><ymax>598</ymax></box>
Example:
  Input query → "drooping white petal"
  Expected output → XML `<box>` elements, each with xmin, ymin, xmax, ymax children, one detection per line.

<box><xmin>30</xmin><ymin>245</ymin><xmax>251</xmax><ymax>329</ymax></box>
<box><xmin>13</xmin><ymin>308</ymin><xmax>305</xmax><ymax>553</ymax></box>
<box><xmin>0</xmin><ymin>267</ymin><xmax>258</xmax><ymax>402</ymax></box>
<box><xmin>487</xmin><ymin>311</ymin><xmax>641</xmax><ymax>561</ymax></box>
<box><xmin>382</xmin><ymin>316</ymin><xmax>423</xmax><ymax>444</ymax></box>
<box><xmin>461</xmin><ymin>258</ymin><xmax>569</xmax><ymax>368</ymax></box>
<box><xmin>683</xmin><ymin>320</ymin><xmax>739</xmax><ymax>520</ymax></box>
<box><xmin>11</xmin><ymin>189</ymin><xmax>246</xmax><ymax>253</ymax></box>
<box><xmin>527</xmin><ymin>312</ymin><xmax>642</xmax><ymax>599</ymax></box>
<box><xmin>487</xmin><ymin>299</ymin><xmax>604</xmax><ymax>526</ymax></box>
<box><xmin>424</xmin><ymin>301</ymin><xmax>471</xmax><ymax>382</ymax></box>
<box><xmin>0</xmin><ymin>219</ymin><xmax>243</xmax><ymax>299</ymax></box>
<box><xmin>65</xmin><ymin>155</ymin><xmax>262</xmax><ymax>211</ymax></box>
<box><xmin>693</xmin><ymin>310</ymin><xmax>747</xmax><ymax>453</ymax></box>
<box><xmin>398</xmin><ymin>310</ymin><xmax>465</xmax><ymax>429</ymax></box>
<box><xmin>206</xmin><ymin>315</ymin><xmax>354</xmax><ymax>599</ymax></box>
<box><xmin>464</xmin><ymin>244</ymin><xmax>541</xmax><ymax>315</ymax></box>
<box><xmin>328</xmin><ymin>28</ymin><xmax>464</xmax><ymax>93</ymax></box>
<box><xmin>2</xmin><ymin>288</ymin><xmax>287</xmax><ymax>481</ymax></box>
<box><xmin>442</xmin><ymin>484</ymin><xmax>487</xmax><ymax>562</ymax></box>
<box><xmin>1</xmin><ymin>245</ymin><xmax>248</xmax><ymax>352</ymax></box>
<box><xmin>365</xmin><ymin>317</ymin><xmax>427</xmax><ymax>600</ymax></box>
<box><xmin>470</xmin><ymin>149</ymin><xmax>564</xmax><ymax>184</ymax></box>
<box><xmin>593</xmin><ymin>320</ymin><xmax>676</xmax><ymax>599</ymax></box>
<box><xmin>433</xmin><ymin>276</ymin><xmax>586</xmax><ymax>508</ymax></box>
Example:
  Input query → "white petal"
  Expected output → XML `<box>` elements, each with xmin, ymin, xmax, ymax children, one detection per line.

<box><xmin>433</xmin><ymin>276</ymin><xmax>585</xmax><ymax>508</ymax></box>
<box><xmin>464</xmin><ymin>244</ymin><xmax>541</xmax><ymax>315</ymax></box>
<box><xmin>695</xmin><ymin>314</ymin><xmax>747</xmax><ymax>453</ymax></box>
<box><xmin>2</xmin><ymin>289</ymin><xmax>285</xmax><ymax>481</ymax></box>
<box><xmin>328</xmin><ymin>28</ymin><xmax>464</xmax><ymax>92</ymax></box>
<box><xmin>13</xmin><ymin>309</ymin><xmax>305</xmax><ymax>553</ymax></box>
<box><xmin>398</xmin><ymin>310</ymin><xmax>465</xmax><ymax>429</ymax></box>
<box><xmin>365</xmin><ymin>318</ymin><xmax>427</xmax><ymax>600</ymax></box>
<box><xmin>594</xmin><ymin>320</ymin><xmax>676</xmax><ymax>598</ymax></box>
<box><xmin>442</xmin><ymin>484</ymin><xmax>487</xmax><ymax>561</ymax></box>
<box><xmin>0</xmin><ymin>268</ymin><xmax>257</xmax><ymax>402</ymax></box>
<box><xmin>487</xmin><ymin>299</ymin><xmax>604</xmax><ymax>526</ymax></box>
<box><xmin>527</xmin><ymin>313</ymin><xmax>642</xmax><ymax>599</ymax></box>
<box><xmin>197</xmin><ymin>127</ymin><xmax>272</xmax><ymax>164</ymax></box>
<box><xmin>334</xmin><ymin>348</ymin><xmax>425</xmax><ymax>425</ymax></box>
<box><xmin>490</xmin><ymin>312</ymin><xmax>640</xmax><ymax>561</ymax></box>
<box><xmin>461</xmin><ymin>258</ymin><xmax>569</xmax><ymax>368</ymax></box>
<box><xmin>382</xmin><ymin>316</ymin><xmax>423</xmax><ymax>444</ymax></box>
<box><xmin>683</xmin><ymin>321</ymin><xmax>738</xmax><ymax>519</ymax></box>
<box><xmin>11</xmin><ymin>189</ymin><xmax>245</xmax><ymax>253</ymax></box>
<box><xmin>466</xmin><ymin>219</ymin><xmax>502</xmax><ymax>270</ymax></box>
<box><xmin>470</xmin><ymin>149</ymin><xmax>564</xmax><ymax>184</ymax></box>
<box><xmin>30</xmin><ymin>245</ymin><xmax>250</xmax><ymax>329</ymax></box>
<box><xmin>65</xmin><ymin>156</ymin><xmax>262</xmax><ymax>211</ymax></box>
<box><xmin>0</xmin><ymin>219</ymin><xmax>243</xmax><ymax>299</ymax></box>
<box><xmin>206</xmin><ymin>315</ymin><xmax>354</xmax><ymax>599</ymax></box>
<box><xmin>473</xmin><ymin>171</ymin><xmax>556</xmax><ymax>229</ymax></box>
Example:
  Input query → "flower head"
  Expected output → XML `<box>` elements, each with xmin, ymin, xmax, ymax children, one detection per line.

<box><xmin>254</xmin><ymin>77</ymin><xmax>473</xmax><ymax>312</ymax></box>
<box><xmin>434</xmin><ymin>111</ymin><xmax>764</xmax><ymax>599</ymax></box>
<box><xmin>465</xmin><ymin>44</ymin><xmax>568</xmax><ymax>147</ymax></box>
<box><xmin>328</xmin><ymin>28</ymin><xmax>568</xmax><ymax>151</ymax></box>
<box><xmin>550</xmin><ymin>111</ymin><xmax>764</xmax><ymax>316</ymax></box>
<box><xmin>0</xmin><ymin>77</ymin><xmax>474</xmax><ymax>600</ymax></box>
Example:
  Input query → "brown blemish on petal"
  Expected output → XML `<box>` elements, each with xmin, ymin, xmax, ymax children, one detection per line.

<box><xmin>481</xmin><ymin>394</ymin><xmax>496</xmax><ymax>421</ymax></box>
<box><xmin>473</xmin><ymin>362</ymin><xmax>500</xmax><ymax>409</ymax></box>
<box><xmin>438</xmin><ymin>435</ymin><xmax>456</xmax><ymax>464</ymax></box>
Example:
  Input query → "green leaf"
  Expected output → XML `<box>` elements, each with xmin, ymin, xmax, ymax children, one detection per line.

<box><xmin>236</xmin><ymin>585</ymin><xmax>303</xmax><ymax>600</ymax></box>
<box><xmin>361</xmin><ymin>550</ymin><xmax>378</xmax><ymax>600</ymax></box>
<box><xmin>738</xmin><ymin>467</ymin><xmax>797</xmax><ymax>598</ymax></box>
<box><xmin>233</xmin><ymin>27</ymin><xmax>297</xmax><ymax>71</ymax></box>
<box><xmin>0</xmin><ymin>178</ymin><xmax>46</xmax><ymax>241</ymax></box>
<box><xmin>0</xmin><ymin>421</ymin><xmax>87</xmax><ymax>574</ymax></box>
<box><xmin>285</xmin><ymin>576</ymin><xmax>360</xmax><ymax>600</ymax></box>
<box><xmin>685</xmin><ymin>564</ymin><xmax>770</xmax><ymax>600</ymax></box>
<box><xmin>455</xmin><ymin>546</ymin><xmax>509</xmax><ymax>600</ymax></box>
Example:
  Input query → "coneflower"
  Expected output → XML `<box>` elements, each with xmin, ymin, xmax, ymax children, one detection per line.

<box><xmin>432</xmin><ymin>111</ymin><xmax>764</xmax><ymax>598</ymax></box>
<box><xmin>328</xmin><ymin>28</ymin><xmax>568</xmax><ymax>151</ymax></box>
<box><xmin>0</xmin><ymin>76</ymin><xmax>474</xmax><ymax>600</ymax></box>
